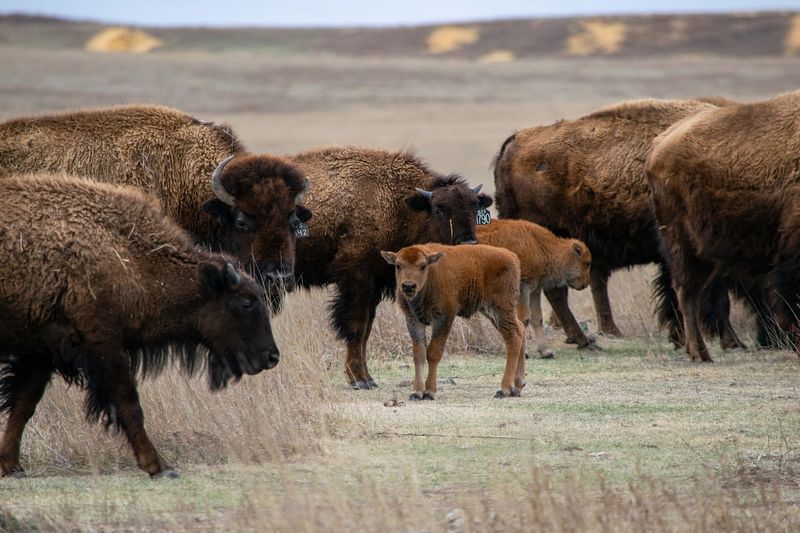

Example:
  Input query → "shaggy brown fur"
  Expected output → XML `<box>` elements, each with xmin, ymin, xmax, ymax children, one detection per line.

<box><xmin>646</xmin><ymin>90</ymin><xmax>800</xmax><ymax>361</ymax></box>
<box><xmin>477</xmin><ymin>219</ymin><xmax>591</xmax><ymax>358</ymax></box>
<box><xmin>382</xmin><ymin>244</ymin><xmax>525</xmax><ymax>399</ymax></box>
<box><xmin>493</xmin><ymin>98</ymin><xmax>743</xmax><ymax>349</ymax></box>
<box><xmin>288</xmin><ymin>147</ymin><xmax>492</xmax><ymax>389</ymax></box>
<box><xmin>0</xmin><ymin>104</ymin><xmax>310</xmax><ymax>297</ymax></box>
<box><xmin>0</xmin><ymin>175</ymin><xmax>278</xmax><ymax>478</ymax></box>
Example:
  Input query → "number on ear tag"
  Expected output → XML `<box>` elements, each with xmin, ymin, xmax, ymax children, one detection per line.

<box><xmin>294</xmin><ymin>223</ymin><xmax>310</xmax><ymax>238</ymax></box>
<box><xmin>476</xmin><ymin>208</ymin><xmax>492</xmax><ymax>225</ymax></box>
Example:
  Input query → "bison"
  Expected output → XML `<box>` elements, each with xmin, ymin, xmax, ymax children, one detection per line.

<box><xmin>646</xmin><ymin>90</ymin><xmax>800</xmax><ymax>361</ymax></box>
<box><xmin>0</xmin><ymin>104</ymin><xmax>311</xmax><ymax>302</ymax></box>
<box><xmin>493</xmin><ymin>98</ymin><xmax>744</xmax><ymax>349</ymax></box>
<box><xmin>288</xmin><ymin>147</ymin><xmax>492</xmax><ymax>389</ymax></box>
<box><xmin>477</xmin><ymin>219</ymin><xmax>591</xmax><ymax>358</ymax></box>
<box><xmin>0</xmin><ymin>174</ymin><xmax>278</xmax><ymax>478</ymax></box>
<box><xmin>382</xmin><ymin>244</ymin><xmax>525</xmax><ymax>399</ymax></box>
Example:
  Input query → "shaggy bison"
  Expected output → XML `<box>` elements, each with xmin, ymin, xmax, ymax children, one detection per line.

<box><xmin>0</xmin><ymin>175</ymin><xmax>278</xmax><ymax>478</ymax></box>
<box><xmin>646</xmin><ymin>90</ymin><xmax>800</xmax><ymax>361</ymax></box>
<box><xmin>493</xmin><ymin>98</ymin><xmax>742</xmax><ymax>349</ymax></box>
<box><xmin>0</xmin><ymin>105</ymin><xmax>310</xmax><ymax>299</ymax></box>
<box><xmin>289</xmin><ymin>147</ymin><xmax>492</xmax><ymax>389</ymax></box>
<box><xmin>382</xmin><ymin>244</ymin><xmax>525</xmax><ymax>399</ymax></box>
<box><xmin>477</xmin><ymin>219</ymin><xmax>591</xmax><ymax>358</ymax></box>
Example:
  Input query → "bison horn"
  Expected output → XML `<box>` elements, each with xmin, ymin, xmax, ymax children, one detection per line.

<box><xmin>414</xmin><ymin>188</ymin><xmax>433</xmax><ymax>199</ymax></box>
<box><xmin>472</xmin><ymin>184</ymin><xmax>483</xmax><ymax>194</ymax></box>
<box><xmin>210</xmin><ymin>155</ymin><xmax>237</xmax><ymax>207</ymax></box>
<box><xmin>225</xmin><ymin>263</ymin><xmax>241</xmax><ymax>288</ymax></box>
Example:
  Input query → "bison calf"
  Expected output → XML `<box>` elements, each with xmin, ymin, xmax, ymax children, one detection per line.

<box><xmin>382</xmin><ymin>244</ymin><xmax>525</xmax><ymax>399</ymax></box>
<box><xmin>477</xmin><ymin>219</ymin><xmax>591</xmax><ymax>358</ymax></box>
<box><xmin>0</xmin><ymin>175</ymin><xmax>278</xmax><ymax>478</ymax></box>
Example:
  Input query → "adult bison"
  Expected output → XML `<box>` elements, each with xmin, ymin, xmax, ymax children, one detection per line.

<box><xmin>0</xmin><ymin>174</ymin><xmax>278</xmax><ymax>478</ymax></box>
<box><xmin>289</xmin><ymin>147</ymin><xmax>492</xmax><ymax>389</ymax></box>
<box><xmin>493</xmin><ymin>98</ymin><xmax>743</xmax><ymax>349</ymax></box>
<box><xmin>646</xmin><ymin>90</ymin><xmax>800</xmax><ymax>361</ymax></box>
<box><xmin>0</xmin><ymin>105</ymin><xmax>310</xmax><ymax>301</ymax></box>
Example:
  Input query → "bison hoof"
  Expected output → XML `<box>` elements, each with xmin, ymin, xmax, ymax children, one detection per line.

<box><xmin>153</xmin><ymin>469</ymin><xmax>179</xmax><ymax>480</ymax></box>
<box><xmin>351</xmin><ymin>380</ymin><xmax>371</xmax><ymax>390</ymax></box>
<box><xmin>2</xmin><ymin>468</ymin><xmax>26</xmax><ymax>479</ymax></box>
<box><xmin>366</xmin><ymin>379</ymin><xmax>379</xmax><ymax>389</ymax></box>
<box><xmin>494</xmin><ymin>390</ymin><xmax>511</xmax><ymax>399</ymax></box>
<box><xmin>539</xmin><ymin>350</ymin><xmax>554</xmax><ymax>359</ymax></box>
<box><xmin>409</xmin><ymin>393</ymin><xmax>424</xmax><ymax>401</ymax></box>
<box><xmin>422</xmin><ymin>392</ymin><xmax>435</xmax><ymax>401</ymax></box>
<box><xmin>578</xmin><ymin>339</ymin><xmax>601</xmax><ymax>352</ymax></box>
<box><xmin>510</xmin><ymin>388</ymin><xmax>522</xmax><ymax>397</ymax></box>
<box><xmin>600</xmin><ymin>327</ymin><xmax>623</xmax><ymax>338</ymax></box>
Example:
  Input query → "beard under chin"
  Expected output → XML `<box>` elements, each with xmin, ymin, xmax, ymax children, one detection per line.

<box><xmin>209</xmin><ymin>356</ymin><xmax>243</xmax><ymax>391</ymax></box>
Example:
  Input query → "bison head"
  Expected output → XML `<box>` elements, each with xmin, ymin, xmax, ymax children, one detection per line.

<box><xmin>196</xmin><ymin>261</ymin><xmax>280</xmax><ymax>390</ymax></box>
<box><xmin>203</xmin><ymin>154</ymin><xmax>312</xmax><ymax>303</ymax></box>
<box><xmin>564</xmin><ymin>240</ymin><xmax>592</xmax><ymax>290</ymax></box>
<box><xmin>405</xmin><ymin>175</ymin><xmax>493</xmax><ymax>245</ymax></box>
<box><xmin>381</xmin><ymin>247</ymin><xmax>443</xmax><ymax>300</ymax></box>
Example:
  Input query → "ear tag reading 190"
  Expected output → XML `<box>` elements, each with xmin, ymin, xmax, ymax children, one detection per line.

<box><xmin>294</xmin><ymin>223</ymin><xmax>310</xmax><ymax>238</ymax></box>
<box><xmin>476</xmin><ymin>208</ymin><xmax>492</xmax><ymax>225</ymax></box>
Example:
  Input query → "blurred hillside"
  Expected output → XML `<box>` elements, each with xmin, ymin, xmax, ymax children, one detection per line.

<box><xmin>2</xmin><ymin>12</ymin><xmax>800</xmax><ymax>58</ymax></box>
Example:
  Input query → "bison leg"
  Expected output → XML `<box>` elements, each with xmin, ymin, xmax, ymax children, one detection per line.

<box><xmin>0</xmin><ymin>359</ymin><xmax>52</xmax><ymax>477</ymax></box>
<box><xmin>669</xmin><ymin>248</ymin><xmax>714</xmax><ymax>362</ymax></box>
<box><xmin>704</xmin><ymin>280</ymin><xmax>746</xmax><ymax>351</ymax></box>
<box><xmin>590</xmin><ymin>267</ymin><xmax>623</xmax><ymax>337</ymax></box>
<box><xmin>488</xmin><ymin>309</ymin><xmax>524</xmax><ymax>397</ymax></box>
<box><xmin>85</xmin><ymin>357</ymin><xmax>174</xmax><ymax>477</ymax></box>
<box><xmin>513</xmin><ymin>318</ymin><xmax>527</xmax><ymax>392</ymax></box>
<box><xmin>528</xmin><ymin>287</ymin><xmax>553</xmax><ymax>359</ymax></box>
<box><xmin>543</xmin><ymin>286</ymin><xmax>597</xmax><ymax>349</ymax></box>
<box><xmin>331</xmin><ymin>279</ymin><xmax>380</xmax><ymax>389</ymax></box>
<box><xmin>405</xmin><ymin>316</ymin><xmax>428</xmax><ymax>400</ymax></box>
<box><xmin>423</xmin><ymin>316</ymin><xmax>454</xmax><ymax>400</ymax></box>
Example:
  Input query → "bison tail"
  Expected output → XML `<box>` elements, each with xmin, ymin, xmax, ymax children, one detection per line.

<box><xmin>492</xmin><ymin>133</ymin><xmax>519</xmax><ymax>219</ymax></box>
<box><xmin>652</xmin><ymin>263</ymin><xmax>683</xmax><ymax>345</ymax></box>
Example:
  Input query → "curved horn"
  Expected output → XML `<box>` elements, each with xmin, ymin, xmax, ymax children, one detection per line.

<box><xmin>210</xmin><ymin>155</ymin><xmax>236</xmax><ymax>207</ymax></box>
<box><xmin>414</xmin><ymin>187</ymin><xmax>433</xmax><ymax>199</ymax></box>
<box><xmin>472</xmin><ymin>184</ymin><xmax>483</xmax><ymax>194</ymax></box>
<box><xmin>225</xmin><ymin>262</ymin><xmax>241</xmax><ymax>288</ymax></box>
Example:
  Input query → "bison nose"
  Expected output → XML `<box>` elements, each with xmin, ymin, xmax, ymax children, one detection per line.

<box><xmin>455</xmin><ymin>237</ymin><xmax>478</xmax><ymax>245</ymax></box>
<box><xmin>401</xmin><ymin>282</ymin><xmax>416</xmax><ymax>295</ymax></box>
<box><xmin>263</xmin><ymin>349</ymin><xmax>280</xmax><ymax>370</ymax></box>
<box><xmin>261</xmin><ymin>263</ymin><xmax>296</xmax><ymax>292</ymax></box>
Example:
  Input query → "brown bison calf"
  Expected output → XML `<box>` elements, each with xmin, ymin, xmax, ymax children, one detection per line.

<box><xmin>382</xmin><ymin>244</ymin><xmax>525</xmax><ymax>399</ymax></box>
<box><xmin>290</xmin><ymin>147</ymin><xmax>492</xmax><ymax>389</ymax></box>
<box><xmin>0</xmin><ymin>175</ymin><xmax>279</xmax><ymax>478</ymax></box>
<box><xmin>477</xmin><ymin>220</ymin><xmax>591</xmax><ymax>358</ymax></box>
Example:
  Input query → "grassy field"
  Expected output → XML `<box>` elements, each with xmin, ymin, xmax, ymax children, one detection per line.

<box><xmin>2</xmin><ymin>15</ymin><xmax>800</xmax><ymax>531</ymax></box>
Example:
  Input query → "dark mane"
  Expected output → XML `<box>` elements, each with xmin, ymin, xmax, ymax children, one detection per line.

<box><xmin>429</xmin><ymin>173</ymin><xmax>468</xmax><ymax>189</ymax></box>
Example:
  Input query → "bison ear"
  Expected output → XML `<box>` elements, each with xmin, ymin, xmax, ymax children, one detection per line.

<box><xmin>199</xmin><ymin>261</ymin><xmax>226</xmax><ymax>292</ymax></box>
<box><xmin>426</xmin><ymin>252</ymin><xmax>444</xmax><ymax>265</ymax></box>
<box><xmin>295</xmin><ymin>204</ymin><xmax>313</xmax><ymax>222</ymax></box>
<box><xmin>203</xmin><ymin>199</ymin><xmax>232</xmax><ymax>221</ymax></box>
<box><xmin>380</xmin><ymin>251</ymin><xmax>397</xmax><ymax>265</ymax></box>
<box><xmin>405</xmin><ymin>192</ymin><xmax>431</xmax><ymax>212</ymax></box>
<box><xmin>477</xmin><ymin>193</ymin><xmax>494</xmax><ymax>209</ymax></box>
<box><xmin>572</xmin><ymin>242</ymin><xmax>584</xmax><ymax>257</ymax></box>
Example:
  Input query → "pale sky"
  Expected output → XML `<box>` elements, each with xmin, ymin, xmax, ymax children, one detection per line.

<box><xmin>2</xmin><ymin>0</ymin><xmax>799</xmax><ymax>27</ymax></box>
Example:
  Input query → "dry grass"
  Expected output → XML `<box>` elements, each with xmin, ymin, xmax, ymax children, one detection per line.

<box><xmin>426</xmin><ymin>26</ymin><xmax>480</xmax><ymax>54</ymax></box>
<box><xmin>85</xmin><ymin>27</ymin><xmax>162</xmax><ymax>53</ymax></box>
<box><xmin>567</xmin><ymin>21</ymin><xmax>628</xmax><ymax>56</ymax></box>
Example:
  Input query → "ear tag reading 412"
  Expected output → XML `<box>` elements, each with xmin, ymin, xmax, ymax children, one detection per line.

<box><xmin>476</xmin><ymin>208</ymin><xmax>492</xmax><ymax>225</ymax></box>
<box><xmin>294</xmin><ymin>223</ymin><xmax>310</xmax><ymax>238</ymax></box>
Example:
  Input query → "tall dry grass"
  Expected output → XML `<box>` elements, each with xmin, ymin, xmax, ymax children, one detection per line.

<box><xmin>4</xmin><ymin>264</ymin><xmax>767</xmax><ymax>474</ymax></box>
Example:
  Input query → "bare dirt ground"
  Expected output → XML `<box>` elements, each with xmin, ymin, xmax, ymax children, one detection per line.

<box><xmin>1</xmin><ymin>20</ymin><xmax>800</xmax><ymax>530</ymax></box>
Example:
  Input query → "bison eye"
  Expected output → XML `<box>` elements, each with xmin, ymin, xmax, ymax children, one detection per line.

<box><xmin>434</xmin><ymin>207</ymin><xmax>444</xmax><ymax>217</ymax></box>
<box><xmin>239</xmin><ymin>297</ymin><xmax>255</xmax><ymax>311</ymax></box>
<box><xmin>536</xmin><ymin>161</ymin><xmax>549</xmax><ymax>172</ymax></box>
<box><xmin>235</xmin><ymin>212</ymin><xmax>254</xmax><ymax>232</ymax></box>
